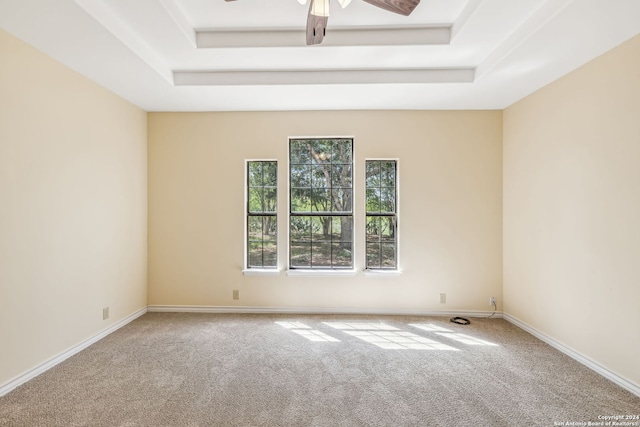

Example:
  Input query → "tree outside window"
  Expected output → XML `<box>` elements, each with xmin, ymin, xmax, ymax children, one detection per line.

<box><xmin>289</xmin><ymin>138</ymin><xmax>353</xmax><ymax>269</ymax></box>
<box><xmin>366</xmin><ymin>160</ymin><xmax>397</xmax><ymax>269</ymax></box>
<box><xmin>247</xmin><ymin>161</ymin><xmax>277</xmax><ymax>268</ymax></box>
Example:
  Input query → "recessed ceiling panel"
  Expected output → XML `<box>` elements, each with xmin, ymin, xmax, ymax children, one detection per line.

<box><xmin>1</xmin><ymin>0</ymin><xmax>639</xmax><ymax>111</ymax></box>
<box><xmin>177</xmin><ymin>0</ymin><xmax>470</xmax><ymax>29</ymax></box>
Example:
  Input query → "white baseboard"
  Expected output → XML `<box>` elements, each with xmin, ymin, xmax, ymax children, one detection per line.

<box><xmin>0</xmin><ymin>307</ymin><xmax>148</xmax><ymax>397</ymax></box>
<box><xmin>503</xmin><ymin>313</ymin><xmax>640</xmax><ymax>398</ymax></box>
<box><xmin>147</xmin><ymin>304</ymin><xmax>502</xmax><ymax>318</ymax></box>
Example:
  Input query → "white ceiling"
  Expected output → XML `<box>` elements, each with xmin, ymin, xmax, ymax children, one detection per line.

<box><xmin>1</xmin><ymin>0</ymin><xmax>639</xmax><ymax>111</ymax></box>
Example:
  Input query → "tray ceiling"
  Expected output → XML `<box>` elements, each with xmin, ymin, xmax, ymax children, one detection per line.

<box><xmin>1</xmin><ymin>0</ymin><xmax>639</xmax><ymax>111</ymax></box>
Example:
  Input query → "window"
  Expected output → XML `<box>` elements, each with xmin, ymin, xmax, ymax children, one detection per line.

<box><xmin>365</xmin><ymin>160</ymin><xmax>398</xmax><ymax>269</ymax></box>
<box><xmin>289</xmin><ymin>138</ymin><xmax>353</xmax><ymax>269</ymax></box>
<box><xmin>247</xmin><ymin>161</ymin><xmax>277</xmax><ymax>269</ymax></box>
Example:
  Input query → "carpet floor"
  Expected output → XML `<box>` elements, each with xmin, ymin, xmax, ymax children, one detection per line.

<box><xmin>1</xmin><ymin>313</ymin><xmax>638</xmax><ymax>426</ymax></box>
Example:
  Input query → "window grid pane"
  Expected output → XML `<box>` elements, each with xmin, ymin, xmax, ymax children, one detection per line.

<box><xmin>290</xmin><ymin>139</ymin><xmax>353</xmax><ymax>269</ymax></box>
<box><xmin>247</xmin><ymin>161</ymin><xmax>277</xmax><ymax>269</ymax></box>
<box><xmin>366</xmin><ymin>160</ymin><xmax>397</xmax><ymax>270</ymax></box>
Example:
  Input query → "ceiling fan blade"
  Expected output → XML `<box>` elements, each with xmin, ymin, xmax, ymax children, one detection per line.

<box><xmin>306</xmin><ymin>0</ymin><xmax>329</xmax><ymax>45</ymax></box>
<box><xmin>361</xmin><ymin>0</ymin><xmax>420</xmax><ymax>16</ymax></box>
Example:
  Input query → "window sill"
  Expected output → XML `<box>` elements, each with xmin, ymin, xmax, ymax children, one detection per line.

<box><xmin>364</xmin><ymin>269</ymin><xmax>403</xmax><ymax>278</ymax></box>
<box><xmin>286</xmin><ymin>269</ymin><xmax>358</xmax><ymax>277</ymax></box>
<box><xmin>242</xmin><ymin>269</ymin><xmax>280</xmax><ymax>277</ymax></box>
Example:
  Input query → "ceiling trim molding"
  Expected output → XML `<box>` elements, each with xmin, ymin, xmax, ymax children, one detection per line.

<box><xmin>173</xmin><ymin>68</ymin><xmax>475</xmax><ymax>86</ymax></box>
<box><xmin>73</xmin><ymin>0</ymin><xmax>173</xmax><ymax>83</ymax></box>
<box><xmin>475</xmin><ymin>0</ymin><xmax>574</xmax><ymax>80</ymax></box>
<box><xmin>160</xmin><ymin>0</ymin><xmax>196</xmax><ymax>47</ymax></box>
<box><xmin>451</xmin><ymin>0</ymin><xmax>483</xmax><ymax>41</ymax></box>
<box><xmin>196</xmin><ymin>25</ymin><xmax>451</xmax><ymax>48</ymax></box>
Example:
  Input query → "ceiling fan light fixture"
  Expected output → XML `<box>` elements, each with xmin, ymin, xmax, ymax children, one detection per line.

<box><xmin>311</xmin><ymin>0</ymin><xmax>330</xmax><ymax>17</ymax></box>
<box><xmin>229</xmin><ymin>0</ymin><xmax>421</xmax><ymax>45</ymax></box>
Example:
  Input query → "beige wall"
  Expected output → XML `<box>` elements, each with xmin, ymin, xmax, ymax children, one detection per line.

<box><xmin>0</xmin><ymin>30</ymin><xmax>147</xmax><ymax>386</ymax></box>
<box><xmin>503</xmin><ymin>34</ymin><xmax>640</xmax><ymax>386</ymax></box>
<box><xmin>148</xmin><ymin>110</ymin><xmax>503</xmax><ymax>312</ymax></box>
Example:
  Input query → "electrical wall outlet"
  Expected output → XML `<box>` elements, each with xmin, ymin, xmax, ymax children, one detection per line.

<box><xmin>440</xmin><ymin>293</ymin><xmax>446</xmax><ymax>304</ymax></box>
<box><xmin>233</xmin><ymin>290</ymin><xmax>239</xmax><ymax>300</ymax></box>
<box><xmin>490</xmin><ymin>297</ymin><xmax>496</xmax><ymax>306</ymax></box>
<box><xmin>102</xmin><ymin>307</ymin><xmax>109</xmax><ymax>320</ymax></box>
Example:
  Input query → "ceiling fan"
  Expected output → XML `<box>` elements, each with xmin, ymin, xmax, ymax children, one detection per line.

<box><xmin>224</xmin><ymin>0</ymin><xmax>421</xmax><ymax>45</ymax></box>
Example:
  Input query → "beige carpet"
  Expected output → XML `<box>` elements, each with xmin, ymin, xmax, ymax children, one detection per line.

<box><xmin>1</xmin><ymin>313</ymin><xmax>638</xmax><ymax>426</ymax></box>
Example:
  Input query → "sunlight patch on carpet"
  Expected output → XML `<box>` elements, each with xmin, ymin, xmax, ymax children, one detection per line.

<box><xmin>322</xmin><ymin>322</ymin><xmax>399</xmax><ymax>331</ymax></box>
<box><xmin>275</xmin><ymin>321</ymin><xmax>312</xmax><ymax>329</ymax></box>
<box><xmin>409</xmin><ymin>323</ymin><xmax>453</xmax><ymax>333</ymax></box>
<box><xmin>275</xmin><ymin>321</ymin><xmax>340</xmax><ymax>342</ymax></box>
<box><xmin>436</xmin><ymin>332</ymin><xmax>498</xmax><ymax>346</ymax></box>
<box><xmin>323</xmin><ymin>322</ymin><xmax>459</xmax><ymax>350</ymax></box>
<box><xmin>344</xmin><ymin>330</ymin><xmax>459</xmax><ymax>350</ymax></box>
<box><xmin>291</xmin><ymin>329</ymin><xmax>341</xmax><ymax>342</ymax></box>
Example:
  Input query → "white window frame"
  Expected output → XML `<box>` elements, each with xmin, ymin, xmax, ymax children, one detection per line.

<box><xmin>286</xmin><ymin>136</ymin><xmax>357</xmax><ymax>276</ymax></box>
<box><xmin>364</xmin><ymin>158</ymin><xmax>401</xmax><ymax>277</ymax></box>
<box><xmin>243</xmin><ymin>159</ymin><xmax>280</xmax><ymax>276</ymax></box>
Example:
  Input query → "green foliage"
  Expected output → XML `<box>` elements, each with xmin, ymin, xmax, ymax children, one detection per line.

<box><xmin>290</xmin><ymin>139</ymin><xmax>352</xmax><ymax>214</ymax></box>
<box><xmin>248</xmin><ymin>161</ymin><xmax>277</xmax><ymax>213</ymax></box>
<box><xmin>366</xmin><ymin>160</ymin><xmax>396</xmax><ymax>214</ymax></box>
<box><xmin>289</xmin><ymin>139</ymin><xmax>354</xmax><ymax>268</ymax></box>
<box><xmin>365</xmin><ymin>160</ymin><xmax>397</xmax><ymax>269</ymax></box>
<box><xmin>247</xmin><ymin>161</ymin><xmax>278</xmax><ymax>268</ymax></box>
